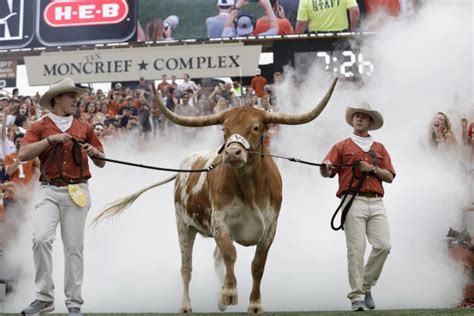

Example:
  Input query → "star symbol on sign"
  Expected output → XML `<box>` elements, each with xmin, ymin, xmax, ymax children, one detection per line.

<box><xmin>138</xmin><ymin>60</ymin><xmax>149</xmax><ymax>71</ymax></box>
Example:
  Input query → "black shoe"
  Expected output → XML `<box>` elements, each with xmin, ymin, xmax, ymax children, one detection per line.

<box><xmin>364</xmin><ymin>291</ymin><xmax>375</xmax><ymax>309</ymax></box>
<box><xmin>68</xmin><ymin>307</ymin><xmax>82</xmax><ymax>316</ymax></box>
<box><xmin>21</xmin><ymin>300</ymin><xmax>55</xmax><ymax>315</ymax></box>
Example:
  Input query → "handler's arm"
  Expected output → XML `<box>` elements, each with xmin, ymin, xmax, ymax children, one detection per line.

<box><xmin>19</xmin><ymin>133</ymin><xmax>71</xmax><ymax>162</ymax></box>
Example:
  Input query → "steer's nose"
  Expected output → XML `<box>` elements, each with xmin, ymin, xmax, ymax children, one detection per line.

<box><xmin>225</xmin><ymin>146</ymin><xmax>242</xmax><ymax>158</ymax></box>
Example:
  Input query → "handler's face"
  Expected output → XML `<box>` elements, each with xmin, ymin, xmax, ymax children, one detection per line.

<box><xmin>56</xmin><ymin>92</ymin><xmax>79</xmax><ymax>116</ymax></box>
<box><xmin>352</xmin><ymin>112</ymin><xmax>372</xmax><ymax>133</ymax></box>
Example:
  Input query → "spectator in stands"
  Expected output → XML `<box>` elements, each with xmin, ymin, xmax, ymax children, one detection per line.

<box><xmin>139</xmin><ymin>102</ymin><xmax>152</xmax><ymax>139</ymax></box>
<box><xmin>222</xmin><ymin>0</ymin><xmax>279</xmax><ymax>37</ymax></box>
<box><xmin>157</xmin><ymin>74</ymin><xmax>171</xmax><ymax>96</ymax></box>
<box><xmin>80</xmin><ymin>102</ymin><xmax>98</xmax><ymax>125</ymax></box>
<box><xmin>178</xmin><ymin>74</ymin><xmax>198</xmax><ymax>96</ymax></box>
<box><xmin>251</xmin><ymin>68</ymin><xmax>268</xmax><ymax>98</ymax></box>
<box><xmin>255</xmin><ymin>0</ymin><xmax>294</xmax><ymax>35</ymax></box>
<box><xmin>117</xmin><ymin>96</ymin><xmax>138</xmax><ymax>129</ymax></box>
<box><xmin>13</xmin><ymin>103</ymin><xmax>31</xmax><ymax>130</ymax></box>
<box><xmin>231</xmin><ymin>81</ymin><xmax>242</xmax><ymax>98</ymax></box>
<box><xmin>107</xmin><ymin>90</ymin><xmax>124</xmax><ymax>118</ymax></box>
<box><xmin>93</xmin><ymin>100</ymin><xmax>109</xmax><ymax>125</ymax></box>
<box><xmin>0</xmin><ymin>96</ymin><xmax>8</xmax><ymax>111</ymax></box>
<box><xmin>295</xmin><ymin>0</ymin><xmax>360</xmax><ymax>33</ymax></box>
<box><xmin>93</xmin><ymin>123</ymin><xmax>105</xmax><ymax>140</ymax></box>
<box><xmin>213</xmin><ymin>97</ymin><xmax>230</xmax><ymax>114</ymax></box>
<box><xmin>135</xmin><ymin>76</ymin><xmax>151</xmax><ymax>100</ymax></box>
<box><xmin>175</xmin><ymin>93</ymin><xmax>198</xmax><ymax>117</ymax></box>
<box><xmin>0</xmin><ymin>130</ymin><xmax>39</xmax><ymax>298</ymax></box>
<box><xmin>430</xmin><ymin>112</ymin><xmax>457</xmax><ymax>150</ymax></box>
<box><xmin>279</xmin><ymin>0</ymin><xmax>300</xmax><ymax>28</ymax></box>
<box><xmin>145</xmin><ymin>18</ymin><xmax>173</xmax><ymax>41</ymax></box>
<box><xmin>206</xmin><ymin>0</ymin><xmax>235</xmax><ymax>38</ymax></box>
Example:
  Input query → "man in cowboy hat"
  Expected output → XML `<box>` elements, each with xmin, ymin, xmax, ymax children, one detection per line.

<box><xmin>320</xmin><ymin>102</ymin><xmax>395</xmax><ymax>311</ymax></box>
<box><xmin>18</xmin><ymin>78</ymin><xmax>105</xmax><ymax>316</ymax></box>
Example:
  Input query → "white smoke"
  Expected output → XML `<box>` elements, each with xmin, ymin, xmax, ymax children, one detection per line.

<box><xmin>1</xmin><ymin>0</ymin><xmax>473</xmax><ymax>313</ymax></box>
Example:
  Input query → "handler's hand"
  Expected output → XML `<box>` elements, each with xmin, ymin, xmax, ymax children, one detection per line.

<box><xmin>358</xmin><ymin>161</ymin><xmax>375</xmax><ymax>173</ymax></box>
<box><xmin>321</xmin><ymin>160</ymin><xmax>334</xmax><ymax>171</ymax></box>
<box><xmin>81</xmin><ymin>143</ymin><xmax>99</xmax><ymax>158</ymax></box>
<box><xmin>48</xmin><ymin>133</ymin><xmax>72</xmax><ymax>144</ymax></box>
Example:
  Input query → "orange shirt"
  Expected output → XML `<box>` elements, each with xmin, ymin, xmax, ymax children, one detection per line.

<box><xmin>107</xmin><ymin>100</ymin><xmax>122</xmax><ymax>117</ymax></box>
<box><xmin>468</xmin><ymin>122</ymin><xmax>474</xmax><ymax>141</ymax></box>
<box><xmin>251</xmin><ymin>75</ymin><xmax>267</xmax><ymax>98</ymax></box>
<box><xmin>3</xmin><ymin>152</ymin><xmax>38</xmax><ymax>199</ymax></box>
<box><xmin>324</xmin><ymin>138</ymin><xmax>395</xmax><ymax>198</ymax></box>
<box><xmin>255</xmin><ymin>17</ymin><xmax>294</xmax><ymax>35</ymax></box>
<box><xmin>364</xmin><ymin>0</ymin><xmax>400</xmax><ymax>16</ymax></box>
<box><xmin>22</xmin><ymin>117</ymin><xmax>104</xmax><ymax>183</ymax></box>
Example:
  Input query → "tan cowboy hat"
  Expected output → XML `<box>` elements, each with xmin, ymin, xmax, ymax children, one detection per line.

<box><xmin>40</xmin><ymin>78</ymin><xmax>89</xmax><ymax>109</ymax></box>
<box><xmin>345</xmin><ymin>102</ymin><xmax>384</xmax><ymax>131</ymax></box>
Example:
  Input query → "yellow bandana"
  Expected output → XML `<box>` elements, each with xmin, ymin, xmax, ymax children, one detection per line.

<box><xmin>68</xmin><ymin>184</ymin><xmax>87</xmax><ymax>207</ymax></box>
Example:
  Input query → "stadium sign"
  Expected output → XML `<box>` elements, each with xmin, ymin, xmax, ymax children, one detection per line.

<box><xmin>24</xmin><ymin>44</ymin><xmax>261</xmax><ymax>85</ymax></box>
<box><xmin>0</xmin><ymin>60</ymin><xmax>17</xmax><ymax>88</ymax></box>
<box><xmin>37</xmin><ymin>0</ymin><xmax>137</xmax><ymax>46</ymax></box>
<box><xmin>0</xmin><ymin>0</ymin><xmax>36</xmax><ymax>49</ymax></box>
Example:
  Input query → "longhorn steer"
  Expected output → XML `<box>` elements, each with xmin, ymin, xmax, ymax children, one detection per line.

<box><xmin>94</xmin><ymin>79</ymin><xmax>337</xmax><ymax>313</ymax></box>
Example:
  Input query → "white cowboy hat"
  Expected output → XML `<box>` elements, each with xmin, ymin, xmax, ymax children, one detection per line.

<box><xmin>40</xmin><ymin>78</ymin><xmax>89</xmax><ymax>109</ymax></box>
<box><xmin>345</xmin><ymin>102</ymin><xmax>384</xmax><ymax>131</ymax></box>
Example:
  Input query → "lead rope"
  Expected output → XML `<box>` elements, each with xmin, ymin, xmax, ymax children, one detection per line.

<box><xmin>41</xmin><ymin>139</ymin><xmax>84</xmax><ymax>185</ymax></box>
<box><xmin>330</xmin><ymin>149</ymin><xmax>379</xmax><ymax>231</ymax></box>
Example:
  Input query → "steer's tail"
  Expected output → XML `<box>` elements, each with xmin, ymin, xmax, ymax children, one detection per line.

<box><xmin>90</xmin><ymin>174</ymin><xmax>176</xmax><ymax>227</ymax></box>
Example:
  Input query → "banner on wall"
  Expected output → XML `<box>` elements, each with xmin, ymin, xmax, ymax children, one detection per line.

<box><xmin>24</xmin><ymin>44</ymin><xmax>261</xmax><ymax>85</ymax></box>
<box><xmin>0</xmin><ymin>60</ymin><xmax>17</xmax><ymax>88</ymax></box>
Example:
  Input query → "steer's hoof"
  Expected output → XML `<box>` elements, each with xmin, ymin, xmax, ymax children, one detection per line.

<box><xmin>217</xmin><ymin>293</ymin><xmax>227</xmax><ymax>311</ymax></box>
<box><xmin>220</xmin><ymin>287</ymin><xmax>238</xmax><ymax>306</ymax></box>
<box><xmin>179</xmin><ymin>306</ymin><xmax>192</xmax><ymax>313</ymax></box>
<box><xmin>247</xmin><ymin>303</ymin><xmax>264</xmax><ymax>313</ymax></box>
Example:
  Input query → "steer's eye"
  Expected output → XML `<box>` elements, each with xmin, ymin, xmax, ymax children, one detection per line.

<box><xmin>253</xmin><ymin>126</ymin><xmax>259</xmax><ymax>132</ymax></box>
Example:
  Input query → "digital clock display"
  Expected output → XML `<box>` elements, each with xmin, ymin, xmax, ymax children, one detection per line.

<box><xmin>295</xmin><ymin>50</ymin><xmax>375</xmax><ymax>79</ymax></box>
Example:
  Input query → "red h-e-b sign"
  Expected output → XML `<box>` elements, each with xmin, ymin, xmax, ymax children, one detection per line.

<box><xmin>44</xmin><ymin>0</ymin><xmax>129</xmax><ymax>27</ymax></box>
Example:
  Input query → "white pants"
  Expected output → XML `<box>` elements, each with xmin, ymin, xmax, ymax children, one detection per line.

<box><xmin>343</xmin><ymin>196</ymin><xmax>391</xmax><ymax>302</ymax></box>
<box><xmin>32</xmin><ymin>183</ymin><xmax>90</xmax><ymax>308</ymax></box>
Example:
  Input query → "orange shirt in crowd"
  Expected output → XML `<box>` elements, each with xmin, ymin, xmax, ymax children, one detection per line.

<box><xmin>364</xmin><ymin>0</ymin><xmax>400</xmax><ymax>16</ymax></box>
<box><xmin>23</xmin><ymin>117</ymin><xmax>104</xmax><ymax>182</ymax></box>
<box><xmin>107</xmin><ymin>100</ymin><xmax>122</xmax><ymax>117</ymax></box>
<box><xmin>324</xmin><ymin>138</ymin><xmax>396</xmax><ymax>198</ymax></box>
<box><xmin>3</xmin><ymin>152</ymin><xmax>38</xmax><ymax>199</ymax></box>
<box><xmin>468</xmin><ymin>122</ymin><xmax>474</xmax><ymax>142</ymax></box>
<box><xmin>251</xmin><ymin>75</ymin><xmax>267</xmax><ymax>98</ymax></box>
<box><xmin>255</xmin><ymin>17</ymin><xmax>294</xmax><ymax>35</ymax></box>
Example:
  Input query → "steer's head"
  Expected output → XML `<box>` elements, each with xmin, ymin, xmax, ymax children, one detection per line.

<box><xmin>152</xmin><ymin>78</ymin><xmax>338</xmax><ymax>170</ymax></box>
<box><xmin>220</xmin><ymin>108</ymin><xmax>267</xmax><ymax>169</ymax></box>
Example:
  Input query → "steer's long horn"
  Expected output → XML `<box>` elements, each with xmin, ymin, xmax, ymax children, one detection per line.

<box><xmin>264</xmin><ymin>78</ymin><xmax>338</xmax><ymax>125</ymax></box>
<box><xmin>152</xmin><ymin>85</ymin><xmax>224</xmax><ymax>127</ymax></box>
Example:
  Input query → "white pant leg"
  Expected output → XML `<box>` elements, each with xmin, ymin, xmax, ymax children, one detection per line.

<box><xmin>32</xmin><ymin>186</ymin><xmax>61</xmax><ymax>303</ymax></box>
<box><xmin>343</xmin><ymin>197</ymin><xmax>369</xmax><ymax>302</ymax></box>
<box><xmin>363</xmin><ymin>198</ymin><xmax>391</xmax><ymax>292</ymax></box>
<box><xmin>58</xmin><ymin>183</ymin><xmax>90</xmax><ymax>308</ymax></box>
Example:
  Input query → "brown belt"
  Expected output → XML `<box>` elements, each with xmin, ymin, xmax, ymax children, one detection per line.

<box><xmin>41</xmin><ymin>179</ymin><xmax>88</xmax><ymax>187</ymax></box>
<box><xmin>346</xmin><ymin>191</ymin><xmax>382</xmax><ymax>198</ymax></box>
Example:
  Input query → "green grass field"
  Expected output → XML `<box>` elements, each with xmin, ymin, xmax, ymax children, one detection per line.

<box><xmin>138</xmin><ymin>0</ymin><xmax>263</xmax><ymax>40</ymax></box>
<box><xmin>2</xmin><ymin>310</ymin><xmax>474</xmax><ymax>316</ymax></box>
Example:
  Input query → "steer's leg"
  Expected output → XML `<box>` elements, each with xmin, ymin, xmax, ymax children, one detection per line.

<box><xmin>177</xmin><ymin>220</ymin><xmax>197</xmax><ymax>313</ymax></box>
<box><xmin>213</xmin><ymin>246</ymin><xmax>227</xmax><ymax>311</ymax></box>
<box><xmin>248</xmin><ymin>221</ymin><xmax>277</xmax><ymax>313</ymax></box>
<box><xmin>212</xmin><ymin>220</ymin><xmax>238</xmax><ymax>307</ymax></box>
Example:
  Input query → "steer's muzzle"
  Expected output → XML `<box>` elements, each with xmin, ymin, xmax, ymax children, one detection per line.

<box><xmin>223</xmin><ymin>143</ymin><xmax>248</xmax><ymax>169</ymax></box>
